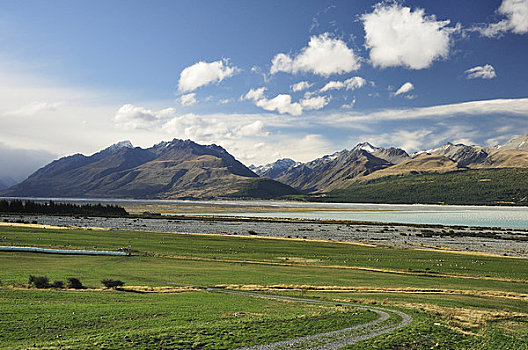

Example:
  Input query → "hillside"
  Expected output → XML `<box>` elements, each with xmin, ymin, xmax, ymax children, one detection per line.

<box><xmin>258</xmin><ymin>135</ymin><xmax>528</xmax><ymax>197</ymax></box>
<box><xmin>1</xmin><ymin>139</ymin><xmax>297</xmax><ymax>200</ymax></box>
<box><xmin>321</xmin><ymin>168</ymin><xmax>528</xmax><ymax>205</ymax></box>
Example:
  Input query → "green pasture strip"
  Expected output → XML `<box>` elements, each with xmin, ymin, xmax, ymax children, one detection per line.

<box><xmin>0</xmin><ymin>288</ymin><xmax>375</xmax><ymax>349</ymax></box>
<box><xmin>1</xmin><ymin>253</ymin><xmax>527</xmax><ymax>295</ymax></box>
<box><xmin>1</xmin><ymin>225</ymin><xmax>527</xmax><ymax>281</ymax></box>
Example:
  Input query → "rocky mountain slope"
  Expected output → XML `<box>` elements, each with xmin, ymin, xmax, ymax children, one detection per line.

<box><xmin>257</xmin><ymin>135</ymin><xmax>528</xmax><ymax>194</ymax></box>
<box><xmin>1</xmin><ymin>139</ymin><xmax>297</xmax><ymax>199</ymax></box>
<box><xmin>259</xmin><ymin>143</ymin><xmax>401</xmax><ymax>193</ymax></box>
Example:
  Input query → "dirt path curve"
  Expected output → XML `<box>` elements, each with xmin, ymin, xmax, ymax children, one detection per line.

<box><xmin>167</xmin><ymin>282</ymin><xmax>412</xmax><ymax>350</ymax></box>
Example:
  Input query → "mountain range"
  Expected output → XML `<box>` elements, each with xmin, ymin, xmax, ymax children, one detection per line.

<box><xmin>3</xmin><ymin>134</ymin><xmax>528</xmax><ymax>200</ymax></box>
<box><xmin>251</xmin><ymin>135</ymin><xmax>528</xmax><ymax>193</ymax></box>
<box><xmin>1</xmin><ymin>139</ymin><xmax>296</xmax><ymax>199</ymax></box>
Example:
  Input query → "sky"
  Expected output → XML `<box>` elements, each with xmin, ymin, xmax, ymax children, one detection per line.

<box><xmin>1</xmin><ymin>0</ymin><xmax>528</xmax><ymax>181</ymax></box>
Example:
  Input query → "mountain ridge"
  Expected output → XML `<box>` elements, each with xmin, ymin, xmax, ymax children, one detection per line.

<box><xmin>254</xmin><ymin>135</ymin><xmax>528</xmax><ymax>193</ymax></box>
<box><xmin>1</xmin><ymin>139</ymin><xmax>296</xmax><ymax>200</ymax></box>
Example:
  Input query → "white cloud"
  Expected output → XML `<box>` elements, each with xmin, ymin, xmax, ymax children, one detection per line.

<box><xmin>300</xmin><ymin>95</ymin><xmax>330</xmax><ymax>110</ymax></box>
<box><xmin>341</xmin><ymin>98</ymin><xmax>357</xmax><ymax>109</ymax></box>
<box><xmin>178</xmin><ymin>59</ymin><xmax>237</xmax><ymax>92</ymax></box>
<box><xmin>242</xmin><ymin>87</ymin><xmax>303</xmax><ymax>116</ymax></box>
<box><xmin>255</xmin><ymin>94</ymin><xmax>303</xmax><ymax>116</ymax></box>
<box><xmin>362</xmin><ymin>3</ymin><xmax>455</xmax><ymax>69</ymax></box>
<box><xmin>474</xmin><ymin>0</ymin><xmax>528</xmax><ymax>37</ymax></box>
<box><xmin>3</xmin><ymin>101</ymin><xmax>63</xmax><ymax>117</ymax></box>
<box><xmin>320</xmin><ymin>76</ymin><xmax>366</xmax><ymax>92</ymax></box>
<box><xmin>114</xmin><ymin>104</ymin><xmax>176</xmax><ymax>130</ymax></box>
<box><xmin>234</xmin><ymin>120</ymin><xmax>269</xmax><ymax>137</ymax></box>
<box><xmin>180</xmin><ymin>93</ymin><xmax>197</xmax><ymax>106</ymax></box>
<box><xmin>464</xmin><ymin>64</ymin><xmax>497</xmax><ymax>79</ymax></box>
<box><xmin>291</xmin><ymin>81</ymin><xmax>313</xmax><ymax>92</ymax></box>
<box><xmin>219</xmin><ymin>99</ymin><xmax>231</xmax><ymax>104</ymax></box>
<box><xmin>322</xmin><ymin>98</ymin><xmax>528</xmax><ymax>125</ymax></box>
<box><xmin>393</xmin><ymin>82</ymin><xmax>415</xmax><ymax>96</ymax></box>
<box><xmin>242</xmin><ymin>87</ymin><xmax>266</xmax><ymax>102</ymax></box>
<box><xmin>361</xmin><ymin>129</ymin><xmax>433</xmax><ymax>152</ymax></box>
<box><xmin>270</xmin><ymin>33</ymin><xmax>361</xmax><ymax>76</ymax></box>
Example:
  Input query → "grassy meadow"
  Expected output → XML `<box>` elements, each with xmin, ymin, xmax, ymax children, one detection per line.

<box><xmin>0</xmin><ymin>224</ymin><xmax>527</xmax><ymax>349</ymax></box>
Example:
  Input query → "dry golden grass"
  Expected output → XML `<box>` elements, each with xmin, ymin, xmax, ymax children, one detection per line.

<box><xmin>8</xmin><ymin>285</ymin><xmax>201</xmax><ymax>293</ymax></box>
<box><xmin>0</xmin><ymin>222</ymin><xmax>107</xmax><ymax>231</ymax></box>
<box><xmin>215</xmin><ymin>284</ymin><xmax>528</xmax><ymax>302</ymax></box>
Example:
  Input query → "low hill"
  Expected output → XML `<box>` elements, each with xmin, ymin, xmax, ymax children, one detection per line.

<box><xmin>321</xmin><ymin>168</ymin><xmax>528</xmax><ymax>206</ymax></box>
<box><xmin>355</xmin><ymin>153</ymin><xmax>461</xmax><ymax>182</ymax></box>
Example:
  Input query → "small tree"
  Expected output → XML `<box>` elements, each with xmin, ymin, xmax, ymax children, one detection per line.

<box><xmin>67</xmin><ymin>277</ymin><xmax>84</xmax><ymax>289</ymax></box>
<box><xmin>29</xmin><ymin>275</ymin><xmax>50</xmax><ymax>289</ymax></box>
<box><xmin>101</xmin><ymin>279</ymin><xmax>125</xmax><ymax>288</ymax></box>
<box><xmin>51</xmin><ymin>280</ymin><xmax>64</xmax><ymax>288</ymax></box>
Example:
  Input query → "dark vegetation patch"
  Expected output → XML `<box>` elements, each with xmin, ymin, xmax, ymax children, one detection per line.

<box><xmin>0</xmin><ymin>199</ymin><xmax>128</xmax><ymax>217</ymax></box>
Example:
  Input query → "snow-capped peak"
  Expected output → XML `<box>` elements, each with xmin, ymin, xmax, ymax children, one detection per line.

<box><xmin>105</xmin><ymin>140</ymin><xmax>133</xmax><ymax>152</ymax></box>
<box><xmin>354</xmin><ymin>142</ymin><xmax>379</xmax><ymax>153</ymax></box>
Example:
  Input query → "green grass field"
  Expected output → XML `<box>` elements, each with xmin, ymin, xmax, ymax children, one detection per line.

<box><xmin>1</xmin><ymin>224</ymin><xmax>527</xmax><ymax>349</ymax></box>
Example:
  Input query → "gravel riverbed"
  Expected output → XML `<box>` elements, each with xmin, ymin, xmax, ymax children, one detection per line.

<box><xmin>2</xmin><ymin>214</ymin><xmax>528</xmax><ymax>257</ymax></box>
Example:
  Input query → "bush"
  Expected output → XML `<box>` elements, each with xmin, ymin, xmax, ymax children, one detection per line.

<box><xmin>29</xmin><ymin>275</ymin><xmax>50</xmax><ymax>289</ymax></box>
<box><xmin>51</xmin><ymin>280</ymin><xmax>64</xmax><ymax>288</ymax></box>
<box><xmin>67</xmin><ymin>278</ymin><xmax>84</xmax><ymax>289</ymax></box>
<box><xmin>101</xmin><ymin>279</ymin><xmax>125</xmax><ymax>288</ymax></box>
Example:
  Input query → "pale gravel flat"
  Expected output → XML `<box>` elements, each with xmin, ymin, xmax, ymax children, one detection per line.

<box><xmin>2</xmin><ymin>214</ymin><xmax>528</xmax><ymax>257</ymax></box>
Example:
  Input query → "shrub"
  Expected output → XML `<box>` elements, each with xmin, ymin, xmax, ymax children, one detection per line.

<box><xmin>29</xmin><ymin>275</ymin><xmax>50</xmax><ymax>288</ymax></box>
<box><xmin>101</xmin><ymin>279</ymin><xmax>125</xmax><ymax>288</ymax></box>
<box><xmin>51</xmin><ymin>280</ymin><xmax>64</xmax><ymax>288</ymax></box>
<box><xmin>67</xmin><ymin>278</ymin><xmax>84</xmax><ymax>289</ymax></box>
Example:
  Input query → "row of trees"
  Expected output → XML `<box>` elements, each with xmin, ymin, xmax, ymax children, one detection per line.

<box><xmin>28</xmin><ymin>275</ymin><xmax>124</xmax><ymax>289</ymax></box>
<box><xmin>0</xmin><ymin>200</ymin><xmax>128</xmax><ymax>216</ymax></box>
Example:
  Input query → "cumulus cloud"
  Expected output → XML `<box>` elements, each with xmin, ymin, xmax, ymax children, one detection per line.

<box><xmin>234</xmin><ymin>120</ymin><xmax>269</xmax><ymax>137</ymax></box>
<box><xmin>291</xmin><ymin>81</ymin><xmax>313</xmax><ymax>92</ymax></box>
<box><xmin>180</xmin><ymin>93</ymin><xmax>197</xmax><ymax>106</ymax></box>
<box><xmin>178</xmin><ymin>59</ymin><xmax>237</xmax><ymax>92</ymax></box>
<box><xmin>474</xmin><ymin>0</ymin><xmax>528</xmax><ymax>37</ymax></box>
<box><xmin>300</xmin><ymin>95</ymin><xmax>330</xmax><ymax>110</ymax></box>
<box><xmin>362</xmin><ymin>3</ymin><xmax>455</xmax><ymax>69</ymax></box>
<box><xmin>242</xmin><ymin>87</ymin><xmax>303</xmax><ymax>116</ymax></box>
<box><xmin>464</xmin><ymin>64</ymin><xmax>497</xmax><ymax>79</ymax></box>
<box><xmin>393</xmin><ymin>82</ymin><xmax>415</xmax><ymax>96</ymax></box>
<box><xmin>243</xmin><ymin>87</ymin><xmax>266</xmax><ymax>102</ymax></box>
<box><xmin>255</xmin><ymin>94</ymin><xmax>303</xmax><ymax>116</ymax></box>
<box><xmin>114</xmin><ymin>104</ymin><xmax>176</xmax><ymax>129</ymax></box>
<box><xmin>320</xmin><ymin>76</ymin><xmax>367</xmax><ymax>92</ymax></box>
<box><xmin>270</xmin><ymin>33</ymin><xmax>361</xmax><ymax>76</ymax></box>
<box><xmin>161</xmin><ymin>114</ymin><xmax>269</xmax><ymax>142</ymax></box>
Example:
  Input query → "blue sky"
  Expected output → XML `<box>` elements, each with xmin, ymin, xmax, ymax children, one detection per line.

<box><xmin>1</xmin><ymin>0</ymin><xmax>528</xmax><ymax>180</ymax></box>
